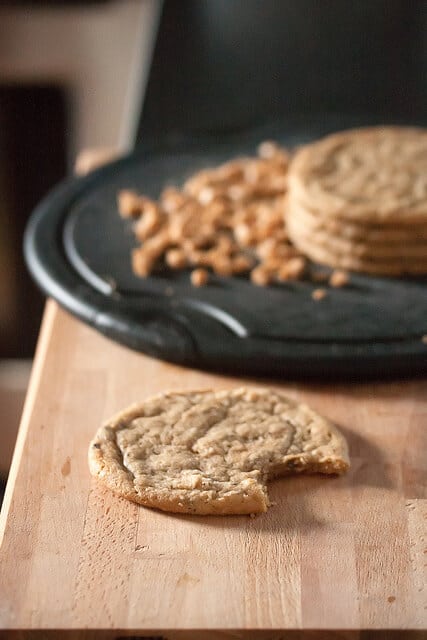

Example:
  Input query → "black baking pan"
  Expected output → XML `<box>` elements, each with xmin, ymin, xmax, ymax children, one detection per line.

<box><xmin>24</xmin><ymin>117</ymin><xmax>427</xmax><ymax>380</ymax></box>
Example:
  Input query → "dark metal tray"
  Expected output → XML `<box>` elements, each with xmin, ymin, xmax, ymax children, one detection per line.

<box><xmin>24</xmin><ymin>118</ymin><xmax>427</xmax><ymax>380</ymax></box>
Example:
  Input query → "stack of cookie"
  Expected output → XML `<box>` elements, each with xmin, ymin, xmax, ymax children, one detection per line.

<box><xmin>286</xmin><ymin>127</ymin><xmax>427</xmax><ymax>275</ymax></box>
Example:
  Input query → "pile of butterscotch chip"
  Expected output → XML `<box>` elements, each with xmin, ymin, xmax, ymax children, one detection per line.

<box><xmin>118</xmin><ymin>140</ymin><xmax>351</xmax><ymax>293</ymax></box>
<box><xmin>118</xmin><ymin>141</ymin><xmax>312</xmax><ymax>287</ymax></box>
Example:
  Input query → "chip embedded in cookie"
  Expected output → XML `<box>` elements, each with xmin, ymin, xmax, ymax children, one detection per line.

<box><xmin>89</xmin><ymin>388</ymin><xmax>349</xmax><ymax>515</ymax></box>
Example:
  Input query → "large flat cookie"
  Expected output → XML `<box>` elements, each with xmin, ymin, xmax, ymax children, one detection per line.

<box><xmin>288</xmin><ymin>126</ymin><xmax>427</xmax><ymax>224</ymax></box>
<box><xmin>89</xmin><ymin>388</ymin><xmax>349</xmax><ymax>515</ymax></box>
<box><xmin>286</xmin><ymin>228</ymin><xmax>427</xmax><ymax>275</ymax></box>
<box><xmin>287</xmin><ymin>197</ymin><xmax>427</xmax><ymax>244</ymax></box>
<box><xmin>286</xmin><ymin>211</ymin><xmax>427</xmax><ymax>260</ymax></box>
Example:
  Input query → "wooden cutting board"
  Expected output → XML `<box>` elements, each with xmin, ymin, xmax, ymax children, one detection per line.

<box><xmin>0</xmin><ymin>300</ymin><xmax>426</xmax><ymax>639</ymax></box>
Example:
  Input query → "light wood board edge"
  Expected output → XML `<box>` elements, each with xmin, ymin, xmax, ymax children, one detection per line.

<box><xmin>0</xmin><ymin>301</ymin><xmax>57</xmax><ymax>545</ymax></box>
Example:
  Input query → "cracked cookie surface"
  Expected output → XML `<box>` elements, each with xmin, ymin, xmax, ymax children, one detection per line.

<box><xmin>89</xmin><ymin>387</ymin><xmax>349</xmax><ymax>515</ymax></box>
<box><xmin>288</xmin><ymin>126</ymin><xmax>427</xmax><ymax>223</ymax></box>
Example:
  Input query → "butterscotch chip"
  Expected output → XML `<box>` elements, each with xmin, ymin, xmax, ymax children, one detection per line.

<box><xmin>190</xmin><ymin>268</ymin><xmax>209</xmax><ymax>287</ymax></box>
<box><xmin>256</xmin><ymin>238</ymin><xmax>281</xmax><ymax>261</ymax></box>
<box><xmin>211</xmin><ymin>255</ymin><xmax>234</xmax><ymax>277</ymax></box>
<box><xmin>160</xmin><ymin>187</ymin><xmax>188</xmax><ymax>213</ymax></box>
<box><xmin>243</xmin><ymin>161</ymin><xmax>262</xmax><ymax>184</ymax></box>
<box><xmin>117</xmin><ymin>190</ymin><xmax>144</xmax><ymax>218</ymax></box>
<box><xmin>131</xmin><ymin>248</ymin><xmax>154</xmax><ymax>277</ymax></box>
<box><xmin>216</xmin><ymin>234</ymin><xmax>235</xmax><ymax>255</ymax></box>
<box><xmin>329</xmin><ymin>270</ymin><xmax>349</xmax><ymax>288</ymax></box>
<box><xmin>183</xmin><ymin>161</ymin><xmax>245</xmax><ymax>196</ymax></box>
<box><xmin>197</xmin><ymin>186</ymin><xmax>217</xmax><ymax>205</ymax></box>
<box><xmin>228</xmin><ymin>183</ymin><xmax>250</xmax><ymax>202</ymax></box>
<box><xmin>88</xmin><ymin>388</ymin><xmax>349</xmax><ymax>515</ymax></box>
<box><xmin>258</xmin><ymin>140</ymin><xmax>280</xmax><ymax>158</ymax></box>
<box><xmin>183</xmin><ymin>169</ymin><xmax>215</xmax><ymax>196</ymax></box>
<box><xmin>312</xmin><ymin>288</ymin><xmax>327</xmax><ymax>301</ymax></box>
<box><xmin>277</xmin><ymin>257</ymin><xmax>306</xmax><ymax>281</ymax></box>
<box><xmin>255</xmin><ymin>238</ymin><xmax>296</xmax><ymax>262</ymax></box>
<box><xmin>205</xmin><ymin>197</ymin><xmax>230</xmax><ymax>220</ymax></box>
<box><xmin>140</xmin><ymin>232</ymin><xmax>171</xmax><ymax>260</ymax></box>
<box><xmin>257</xmin><ymin>141</ymin><xmax>289</xmax><ymax>165</ymax></box>
<box><xmin>133</xmin><ymin>203</ymin><xmax>164</xmax><ymax>240</ymax></box>
<box><xmin>234</xmin><ymin>223</ymin><xmax>256</xmax><ymax>247</ymax></box>
<box><xmin>185</xmin><ymin>249</ymin><xmax>210</xmax><ymax>267</ymax></box>
<box><xmin>166</xmin><ymin>249</ymin><xmax>187</xmax><ymax>269</ymax></box>
<box><xmin>250</xmin><ymin>266</ymin><xmax>273</xmax><ymax>286</ymax></box>
<box><xmin>232</xmin><ymin>255</ymin><xmax>254</xmax><ymax>273</ymax></box>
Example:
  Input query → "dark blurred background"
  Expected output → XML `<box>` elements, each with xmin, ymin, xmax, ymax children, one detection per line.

<box><xmin>1</xmin><ymin>0</ymin><xmax>427</xmax><ymax>482</ymax></box>
<box><xmin>3</xmin><ymin>0</ymin><xmax>427</xmax><ymax>361</ymax></box>
<box><xmin>0</xmin><ymin>0</ymin><xmax>160</xmax><ymax>483</ymax></box>
<box><xmin>140</xmin><ymin>0</ymin><xmax>427</xmax><ymax>144</ymax></box>
<box><xmin>0</xmin><ymin>85</ymin><xmax>66</xmax><ymax>357</ymax></box>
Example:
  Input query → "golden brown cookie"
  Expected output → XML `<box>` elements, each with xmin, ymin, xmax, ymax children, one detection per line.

<box><xmin>286</xmin><ymin>227</ymin><xmax>427</xmax><ymax>275</ymax></box>
<box><xmin>288</xmin><ymin>126</ymin><xmax>427</xmax><ymax>224</ymax></box>
<box><xmin>89</xmin><ymin>388</ymin><xmax>349</xmax><ymax>515</ymax></box>
<box><xmin>286</xmin><ymin>211</ymin><xmax>427</xmax><ymax>260</ymax></box>
<box><xmin>287</xmin><ymin>196</ymin><xmax>427</xmax><ymax>244</ymax></box>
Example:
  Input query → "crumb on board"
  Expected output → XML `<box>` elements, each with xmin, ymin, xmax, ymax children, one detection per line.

<box><xmin>250</xmin><ymin>265</ymin><xmax>273</xmax><ymax>286</ymax></box>
<box><xmin>329</xmin><ymin>269</ymin><xmax>350</xmax><ymax>288</ymax></box>
<box><xmin>312</xmin><ymin>288</ymin><xmax>327</xmax><ymax>301</ymax></box>
<box><xmin>190</xmin><ymin>268</ymin><xmax>209</xmax><ymax>287</ymax></box>
<box><xmin>117</xmin><ymin>190</ymin><xmax>143</xmax><ymax>218</ymax></box>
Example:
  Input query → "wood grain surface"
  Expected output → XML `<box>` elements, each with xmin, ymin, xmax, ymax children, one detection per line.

<box><xmin>0</xmin><ymin>300</ymin><xmax>426</xmax><ymax>639</ymax></box>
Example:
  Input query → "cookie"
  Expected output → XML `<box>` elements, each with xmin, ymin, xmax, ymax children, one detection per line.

<box><xmin>287</xmin><ymin>197</ymin><xmax>427</xmax><ymax>243</ymax></box>
<box><xmin>287</xmin><ymin>229</ymin><xmax>427</xmax><ymax>275</ymax></box>
<box><xmin>286</xmin><ymin>211</ymin><xmax>427</xmax><ymax>259</ymax></box>
<box><xmin>89</xmin><ymin>388</ymin><xmax>349</xmax><ymax>515</ymax></box>
<box><xmin>288</xmin><ymin>126</ymin><xmax>427</xmax><ymax>224</ymax></box>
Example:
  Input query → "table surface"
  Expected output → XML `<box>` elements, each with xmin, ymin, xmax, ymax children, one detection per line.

<box><xmin>0</xmin><ymin>300</ymin><xmax>426</xmax><ymax>640</ymax></box>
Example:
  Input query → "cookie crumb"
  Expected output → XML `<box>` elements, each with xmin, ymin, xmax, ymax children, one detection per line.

<box><xmin>329</xmin><ymin>269</ymin><xmax>349</xmax><ymax>288</ymax></box>
<box><xmin>249</xmin><ymin>512</ymin><xmax>256</xmax><ymax>519</ymax></box>
<box><xmin>191</xmin><ymin>268</ymin><xmax>209</xmax><ymax>287</ymax></box>
<box><xmin>312</xmin><ymin>288</ymin><xmax>327</xmax><ymax>301</ymax></box>
<box><xmin>422</xmin><ymin>335</ymin><xmax>427</xmax><ymax>344</ymax></box>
